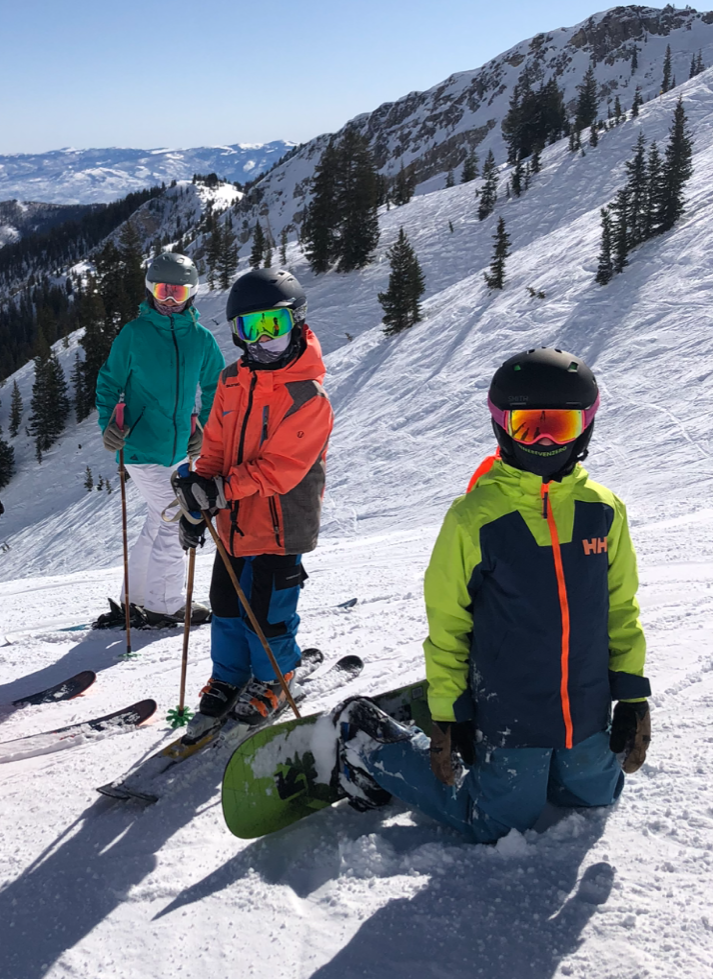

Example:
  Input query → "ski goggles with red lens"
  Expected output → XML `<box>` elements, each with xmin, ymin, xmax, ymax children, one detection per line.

<box><xmin>488</xmin><ymin>395</ymin><xmax>600</xmax><ymax>445</ymax></box>
<box><xmin>148</xmin><ymin>281</ymin><xmax>194</xmax><ymax>304</ymax></box>
<box><xmin>230</xmin><ymin>307</ymin><xmax>295</xmax><ymax>344</ymax></box>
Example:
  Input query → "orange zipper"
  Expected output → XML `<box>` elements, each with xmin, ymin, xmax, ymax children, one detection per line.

<box><xmin>540</xmin><ymin>482</ymin><xmax>574</xmax><ymax>749</ymax></box>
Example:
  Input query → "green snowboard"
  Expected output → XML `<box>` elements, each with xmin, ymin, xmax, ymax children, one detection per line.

<box><xmin>221</xmin><ymin>679</ymin><xmax>431</xmax><ymax>839</ymax></box>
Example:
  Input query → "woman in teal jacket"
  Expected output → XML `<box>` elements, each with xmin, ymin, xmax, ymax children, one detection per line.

<box><xmin>95</xmin><ymin>252</ymin><xmax>225</xmax><ymax>626</ymax></box>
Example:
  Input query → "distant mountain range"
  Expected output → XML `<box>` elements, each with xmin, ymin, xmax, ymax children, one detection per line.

<box><xmin>0</xmin><ymin>141</ymin><xmax>296</xmax><ymax>206</ymax></box>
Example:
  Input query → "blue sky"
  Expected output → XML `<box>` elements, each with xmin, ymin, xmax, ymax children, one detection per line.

<box><xmin>3</xmin><ymin>0</ymin><xmax>673</xmax><ymax>154</ymax></box>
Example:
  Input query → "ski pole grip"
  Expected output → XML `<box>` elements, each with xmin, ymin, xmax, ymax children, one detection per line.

<box><xmin>115</xmin><ymin>403</ymin><xmax>125</xmax><ymax>432</ymax></box>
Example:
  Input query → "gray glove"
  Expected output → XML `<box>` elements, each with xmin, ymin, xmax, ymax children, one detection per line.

<box><xmin>187</xmin><ymin>420</ymin><xmax>203</xmax><ymax>459</ymax></box>
<box><xmin>103</xmin><ymin>418</ymin><xmax>127</xmax><ymax>452</ymax></box>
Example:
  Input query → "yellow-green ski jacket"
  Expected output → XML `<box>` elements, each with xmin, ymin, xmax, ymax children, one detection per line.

<box><xmin>424</xmin><ymin>457</ymin><xmax>649</xmax><ymax>750</ymax></box>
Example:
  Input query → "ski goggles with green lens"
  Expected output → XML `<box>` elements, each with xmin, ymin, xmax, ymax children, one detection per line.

<box><xmin>230</xmin><ymin>307</ymin><xmax>295</xmax><ymax>344</ymax></box>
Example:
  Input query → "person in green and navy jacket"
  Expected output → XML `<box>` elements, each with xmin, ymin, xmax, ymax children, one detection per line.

<box><xmin>95</xmin><ymin>252</ymin><xmax>225</xmax><ymax>628</ymax></box>
<box><xmin>333</xmin><ymin>348</ymin><xmax>651</xmax><ymax>843</ymax></box>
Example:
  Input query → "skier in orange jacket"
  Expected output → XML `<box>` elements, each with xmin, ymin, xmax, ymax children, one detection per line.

<box><xmin>173</xmin><ymin>269</ymin><xmax>333</xmax><ymax>738</ymax></box>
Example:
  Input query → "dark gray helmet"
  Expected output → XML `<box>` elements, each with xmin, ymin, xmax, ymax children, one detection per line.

<box><xmin>225</xmin><ymin>268</ymin><xmax>307</xmax><ymax>322</ymax></box>
<box><xmin>145</xmin><ymin>252</ymin><xmax>199</xmax><ymax>288</ymax></box>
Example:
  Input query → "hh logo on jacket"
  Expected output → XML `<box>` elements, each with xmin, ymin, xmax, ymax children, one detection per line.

<box><xmin>583</xmin><ymin>537</ymin><xmax>608</xmax><ymax>555</ymax></box>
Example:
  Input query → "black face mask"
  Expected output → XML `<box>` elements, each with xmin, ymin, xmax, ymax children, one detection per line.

<box><xmin>510</xmin><ymin>440</ymin><xmax>578</xmax><ymax>480</ymax></box>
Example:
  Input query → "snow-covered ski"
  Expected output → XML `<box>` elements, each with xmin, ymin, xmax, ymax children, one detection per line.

<box><xmin>0</xmin><ymin>699</ymin><xmax>157</xmax><ymax>763</ymax></box>
<box><xmin>97</xmin><ymin>653</ymin><xmax>364</xmax><ymax>805</ymax></box>
<box><xmin>3</xmin><ymin>669</ymin><xmax>96</xmax><ymax>710</ymax></box>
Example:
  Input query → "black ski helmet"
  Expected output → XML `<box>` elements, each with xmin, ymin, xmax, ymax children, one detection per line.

<box><xmin>145</xmin><ymin>252</ymin><xmax>199</xmax><ymax>308</ymax></box>
<box><xmin>226</xmin><ymin>268</ymin><xmax>308</xmax><ymax>365</ymax></box>
<box><xmin>488</xmin><ymin>347</ymin><xmax>599</xmax><ymax>480</ymax></box>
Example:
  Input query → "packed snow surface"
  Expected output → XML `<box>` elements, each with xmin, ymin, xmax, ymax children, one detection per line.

<box><xmin>2</xmin><ymin>72</ymin><xmax>713</xmax><ymax>979</ymax></box>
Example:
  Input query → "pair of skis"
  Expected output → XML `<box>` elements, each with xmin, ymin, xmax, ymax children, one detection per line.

<box><xmin>96</xmin><ymin>650</ymin><xmax>364</xmax><ymax>804</ymax></box>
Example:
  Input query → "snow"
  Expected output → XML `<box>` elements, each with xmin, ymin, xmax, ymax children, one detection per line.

<box><xmin>1</xmin><ymin>54</ymin><xmax>713</xmax><ymax>979</ymax></box>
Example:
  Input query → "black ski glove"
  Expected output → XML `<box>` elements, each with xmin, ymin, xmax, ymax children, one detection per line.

<box><xmin>187</xmin><ymin>419</ymin><xmax>203</xmax><ymax>460</ymax></box>
<box><xmin>610</xmin><ymin>701</ymin><xmax>651</xmax><ymax>773</ymax></box>
<box><xmin>429</xmin><ymin>720</ymin><xmax>476</xmax><ymax>785</ymax></box>
<box><xmin>178</xmin><ymin>515</ymin><xmax>206</xmax><ymax>551</ymax></box>
<box><xmin>172</xmin><ymin>469</ymin><xmax>227</xmax><ymax>515</ymax></box>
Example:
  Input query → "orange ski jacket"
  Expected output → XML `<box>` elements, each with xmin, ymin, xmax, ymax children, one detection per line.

<box><xmin>196</xmin><ymin>328</ymin><xmax>334</xmax><ymax>557</ymax></box>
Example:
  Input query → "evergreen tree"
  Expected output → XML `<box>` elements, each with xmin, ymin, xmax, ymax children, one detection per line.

<box><xmin>84</xmin><ymin>466</ymin><xmax>94</xmax><ymax>491</ymax></box>
<box><xmin>631</xmin><ymin>45</ymin><xmax>639</xmax><ymax>75</ymax></box>
<box><xmin>393</xmin><ymin>162</ymin><xmax>415</xmax><ymax>205</ymax></box>
<box><xmin>0</xmin><ymin>431</ymin><xmax>14</xmax><ymax>490</ymax></box>
<box><xmin>502</xmin><ymin>78</ymin><xmax>565</xmax><ymax>163</ymax></box>
<box><xmin>27</xmin><ymin>352</ymin><xmax>71</xmax><ymax>462</ymax></box>
<box><xmin>644</xmin><ymin>141</ymin><xmax>664</xmax><ymax>240</ymax></box>
<box><xmin>216</xmin><ymin>221</ymin><xmax>239</xmax><ymax>289</ymax></box>
<box><xmin>334</xmin><ymin>128</ymin><xmax>380</xmax><ymax>273</ymax></box>
<box><xmin>662</xmin><ymin>44</ymin><xmax>672</xmax><ymax>93</ymax></box>
<box><xmin>595</xmin><ymin>208</ymin><xmax>615</xmax><ymax>286</ymax></box>
<box><xmin>97</xmin><ymin>475</ymin><xmax>104</xmax><ymax>491</ymax></box>
<box><xmin>205</xmin><ymin>215</ymin><xmax>221</xmax><ymax>290</ymax></box>
<box><xmin>611</xmin><ymin>188</ymin><xmax>630</xmax><ymax>274</ymax></box>
<box><xmin>264</xmin><ymin>246</ymin><xmax>273</xmax><ymax>268</ymax></box>
<box><xmin>280</xmin><ymin>228</ymin><xmax>288</xmax><ymax>265</ymax></box>
<box><xmin>70</xmin><ymin>351</ymin><xmax>89</xmax><ymax>422</ymax></box>
<box><xmin>250</xmin><ymin>222</ymin><xmax>266</xmax><ymax>269</ymax></box>
<box><xmin>589</xmin><ymin>124</ymin><xmax>599</xmax><ymax>148</ymax></box>
<box><xmin>9</xmin><ymin>380</ymin><xmax>22</xmax><ymax>438</ymax></box>
<box><xmin>478</xmin><ymin>150</ymin><xmax>499</xmax><ymax>221</ymax></box>
<box><xmin>511</xmin><ymin>157</ymin><xmax>523</xmax><ymax>197</ymax></box>
<box><xmin>575</xmin><ymin>67</ymin><xmax>598</xmax><ymax>131</ymax></box>
<box><xmin>378</xmin><ymin>228</ymin><xmax>426</xmax><ymax>336</ymax></box>
<box><xmin>77</xmin><ymin>278</ymin><xmax>109</xmax><ymax>412</ymax></box>
<box><xmin>302</xmin><ymin>139</ymin><xmax>340</xmax><ymax>274</ymax></box>
<box><xmin>614</xmin><ymin>96</ymin><xmax>624</xmax><ymax>124</ymax></box>
<box><xmin>530</xmin><ymin>146</ymin><xmax>542</xmax><ymax>174</ymax></box>
<box><xmin>695</xmin><ymin>51</ymin><xmax>705</xmax><ymax>76</ymax></box>
<box><xmin>632</xmin><ymin>87</ymin><xmax>643</xmax><ymax>118</ymax></box>
<box><xmin>625</xmin><ymin>132</ymin><xmax>649</xmax><ymax>248</ymax></box>
<box><xmin>659</xmin><ymin>97</ymin><xmax>694</xmax><ymax>232</ymax></box>
<box><xmin>445</xmin><ymin>169</ymin><xmax>455</xmax><ymax>188</ymax></box>
<box><xmin>689</xmin><ymin>53</ymin><xmax>697</xmax><ymax>81</ymax></box>
<box><xmin>484</xmin><ymin>217</ymin><xmax>511</xmax><ymax>290</ymax></box>
<box><xmin>461</xmin><ymin>152</ymin><xmax>479</xmax><ymax>183</ymax></box>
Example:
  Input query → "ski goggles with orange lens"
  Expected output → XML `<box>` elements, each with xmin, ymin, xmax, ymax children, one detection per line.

<box><xmin>488</xmin><ymin>395</ymin><xmax>599</xmax><ymax>445</ymax></box>
<box><xmin>149</xmin><ymin>281</ymin><xmax>194</xmax><ymax>304</ymax></box>
<box><xmin>231</xmin><ymin>307</ymin><xmax>295</xmax><ymax>344</ymax></box>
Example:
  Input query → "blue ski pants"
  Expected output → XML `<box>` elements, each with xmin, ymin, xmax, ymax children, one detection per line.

<box><xmin>361</xmin><ymin>728</ymin><xmax>624</xmax><ymax>843</ymax></box>
<box><xmin>209</xmin><ymin>552</ymin><xmax>305</xmax><ymax>686</ymax></box>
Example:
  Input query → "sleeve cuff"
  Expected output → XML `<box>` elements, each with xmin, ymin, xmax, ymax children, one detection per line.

<box><xmin>609</xmin><ymin>670</ymin><xmax>651</xmax><ymax>700</ymax></box>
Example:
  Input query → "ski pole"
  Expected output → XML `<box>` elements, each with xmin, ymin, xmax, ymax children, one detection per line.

<box><xmin>168</xmin><ymin>418</ymin><xmax>198</xmax><ymax>729</ymax></box>
<box><xmin>116</xmin><ymin>400</ymin><xmax>132</xmax><ymax>658</ymax></box>
<box><xmin>201</xmin><ymin>511</ymin><xmax>302</xmax><ymax>719</ymax></box>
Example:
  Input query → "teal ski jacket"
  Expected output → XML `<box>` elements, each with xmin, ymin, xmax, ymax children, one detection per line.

<box><xmin>96</xmin><ymin>302</ymin><xmax>225</xmax><ymax>467</ymax></box>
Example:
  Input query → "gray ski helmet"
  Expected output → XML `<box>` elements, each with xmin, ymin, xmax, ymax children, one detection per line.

<box><xmin>145</xmin><ymin>252</ymin><xmax>199</xmax><ymax>297</ymax></box>
<box><xmin>226</xmin><ymin>268</ymin><xmax>307</xmax><ymax>325</ymax></box>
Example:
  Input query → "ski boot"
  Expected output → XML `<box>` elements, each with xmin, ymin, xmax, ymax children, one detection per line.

<box><xmin>93</xmin><ymin>599</ymin><xmax>147</xmax><ymax>630</ymax></box>
<box><xmin>183</xmin><ymin>677</ymin><xmax>244</xmax><ymax>744</ymax></box>
<box><xmin>332</xmin><ymin>696</ymin><xmax>412</xmax><ymax>812</ymax></box>
<box><xmin>143</xmin><ymin>602</ymin><xmax>211</xmax><ymax>629</ymax></box>
<box><xmin>232</xmin><ymin>671</ymin><xmax>298</xmax><ymax>726</ymax></box>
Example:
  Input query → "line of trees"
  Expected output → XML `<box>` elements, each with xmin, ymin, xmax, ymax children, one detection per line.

<box><xmin>596</xmin><ymin>98</ymin><xmax>693</xmax><ymax>285</ymax></box>
<box><xmin>302</xmin><ymin>128</ymin><xmax>380</xmax><ymax>274</ymax></box>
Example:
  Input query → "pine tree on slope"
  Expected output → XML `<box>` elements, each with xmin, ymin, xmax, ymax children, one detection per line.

<box><xmin>461</xmin><ymin>152</ymin><xmax>479</xmax><ymax>183</ymax></box>
<box><xmin>659</xmin><ymin>97</ymin><xmax>694</xmax><ymax>233</ymax></box>
<box><xmin>595</xmin><ymin>208</ymin><xmax>615</xmax><ymax>285</ymax></box>
<box><xmin>625</xmin><ymin>132</ymin><xmax>648</xmax><ymax>249</ymax></box>
<box><xmin>302</xmin><ymin>139</ymin><xmax>340</xmax><ymax>274</ymax></box>
<box><xmin>378</xmin><ymin>228</ymin><xmax>426</xmax><ymax>336</ymax></box>
<box><xmin>0</xmin><ymin>430</ymin><xmax>15</xmax><ymax>490</ymax></box>
<box><xmin>478</xmin><ymin>151</ymin><xmax>499</xmax><ymax>222</ymax></box>
<box><xmin>484</xmin><ymin>217</ymin><xmax>511</xmax><ymax>290</ymax></box>
<box><xmin>335</xmin><ymin>129</ymin><xmax>380</xmax><ymax>272</ymax></box>
<box><xmin>9</xmin><ymin>380</ymin><xmax>22</xmax><ymax>438</ymax></box>
<box><xmin>217</xmin><ymin>221</ymin><xmax>239</xmax><ymax>289</ymax></box>
<box><xmin>250</xmin><ymin>222</ymin><xmax>266</xmax><ymax>269</ymax></box>
<box><xmin>575</xmin><ymin>67</ymin><xmax>598</xmax><ymax>132</ymax></box>
<box><xmin>662</xmin><ymin>44</ymin><xmax>672</xmax><ymax>94</ymax></box>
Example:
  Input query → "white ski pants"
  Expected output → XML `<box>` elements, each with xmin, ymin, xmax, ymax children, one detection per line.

<box><xmin>121</xmin><ymin>462</ymin><xmax>186</xmax><ymax>614</ymax></box>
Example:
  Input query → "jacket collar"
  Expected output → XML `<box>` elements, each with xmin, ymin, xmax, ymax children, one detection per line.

<box><xmin>486</xmin><ymin>457</ymin><xmax>589</xmax><ymax>500</ymax></box>
<box><xmin>138</xmin><ymin>301</ymin><xmax>200</xmax><ymax>333</ymax></box>
<box><xmin>233</xmin><ymin>327</ymin><xmax>326</xmax><ymax>389</ymax></box>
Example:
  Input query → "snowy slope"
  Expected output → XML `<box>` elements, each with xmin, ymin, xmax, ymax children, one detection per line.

<box><xmin>1</xmin><ymin>57</ymin><xmax>713</xmax><ymax>979</ymax></box>
<box><xmin>0</xmin><ymin>141</ymin><xmax>295</xmax><ymax>205</ymax></box>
